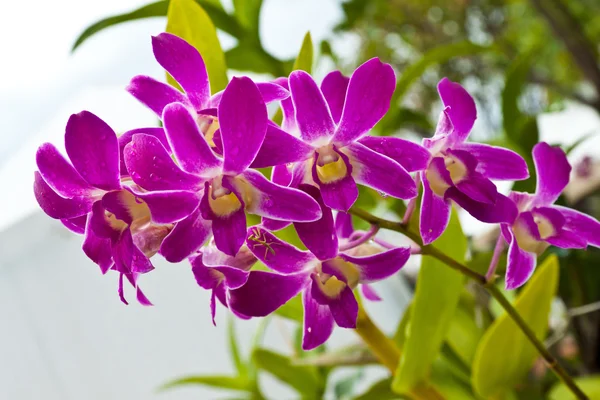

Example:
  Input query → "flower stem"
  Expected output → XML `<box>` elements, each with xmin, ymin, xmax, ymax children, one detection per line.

<box><xmin>349</xmin><ymin>206</ymin><xmax>588</xmax><ymax>400</ymax></box>
<box><xmin>354</xmin><ymin>303</ymin><xmax>401</xmax><ymax>373</ymax></box>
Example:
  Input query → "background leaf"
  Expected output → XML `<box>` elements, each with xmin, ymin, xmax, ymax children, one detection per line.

<box><xmin>227</xmin><ymin>316</ymin><xmax>247</xmax><ymax>377</ymax></box>
<box><xmin>160</xmin><ymin>375</ymin><xmax>251</xmax><ymax>392</ymax></box>
<box><xmin>292</xmin><ymin>32</ymin><xmax>314</xmax><ymax>73</ymax></box>
<box><xmin>549</xmin><ymin>375</ymin><xmax>600</xmax><ymax>399</ymax></box>
<box><xmin>446</xmin><ymin>306</ymin><xmax>484</xmax><ymax>367</ymax></box>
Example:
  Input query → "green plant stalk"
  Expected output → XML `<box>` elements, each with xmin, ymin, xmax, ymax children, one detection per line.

<box><xmin>349</xmin><ymin>207</ymin><xmax>589</xmax><ymax>400</ymax></box>
<box><xmin>354</xmin><ymin>304</ymin><xmax>401</xmax><ymax>373</ymax></box>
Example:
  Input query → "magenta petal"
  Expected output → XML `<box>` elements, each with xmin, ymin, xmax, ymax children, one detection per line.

<box><xmin>36</xmin><ymin>143</ymin><xmax>93</xmax><ymax>197</ymax></box>
<box><xmin>124</xmin><ymin>134</ymin><xmax>203</xmax><ymax>191</ymax></box>
<box><xmin>335</xmin><ymin>212</ymin><xmax>354</xmax><ymax>239</ymax></box>
<box><xmin>82</xmin><ymin>214</ymin><xmax>113</xmax><ymax>274</ymax></box>
<box><xmin>241</xmin><ymin>169</ymin><xmax>322</xmax><ymax>222</ymax></box>
<box><xmin>312</xmin><ymin>152</ymin><xmax>359</xmax><ymax>212</ymax></box>
<box><xmin>360</xmin><ymin>284</ymin><xmax>382</xmax><ymax>301</ymax></box>
<box><xmin>420</xmin><ymin>175</ymin><xmax>451</xmax><ymax>245</ymax></box>
<box><xmin>302</xmin><ymin>289</ymin><xmax>335</xmax><ymax>350</ymax></box>
<box><xmin>437</xmin><ymin>78</ymin><xmax>476</xmax><ymax>144</ymax></box>
<box><xmin>546</xmin><ymin>229</ymin><xmax>588</xmax><ymax>249</ymax></box>
<box><xmin>251</xmin><ymin>124</ymin><xmax>314</xmax><ymax>168</ymax></box>
<box><xmin>152</xmin><ymin>32</ymin><xmax>210</xmax><ymax>111</ymax></box>
<box><xmin>329</xmin><ymin>286</ymin><xmax>358</xmax><ymax>328</ymax></box>
<box><xmin>228</xmin><ymin>271</ymin><xmax>308</xmax><ymax>317</ymax></box>
<box><xmin>505</xmin><ymin>230</ymin><xmax>537</xmax><ymax>290</ymax></box>
<box><xmin>274</xmin><ymin>77</ymin><xmax>299</xmax><ymax>134</ymax></box>
<box><xmin>293</xmin><ymin>185</ymin><xmax>339</xmax><ymax>261</ymax></box>
<box><xmin>65</xmin><ymin>111</ymin><xmax>120</xmax><ymax>191</ymax></box>
<box><xmin>457</xmin><ymin>143</ymin><xmax>529</xmax><ymax>181</ymax></box>
<box><xmin>533</xmin><ymin>142</ymin><xmax>571</xmax><ymax>206</ymax></box>
<box><xmin>455</xmin><ymin>171</ymin><xmax>498</xmax><ymax>205</ymax></box>
<box><xmin>160</xmin><ymin>205</ymin><xmax>212</xmax><ymax>262</ymax></box>
<box><xmin>89</xmin><ymin>200</ymin><xmax>121</xmax><ymax>240</ymax></box>
<box><xmin>212</xmin><ymin>207</ymin><xmax>247</xmax><ymax>257</ymax></box>
<box><xmin>553</xmin><ymin>205</ymin><xmax>600</xmax><ymax>247</ymax></box>
<box><xmin>347</xmin><ymin>142</ymin><xmax>417</xmax><ymax>200</ymax></box>
<box><xmin>321</xmin><ymin>70</ymin><xmax>350</xmax><ymax>124</ymax></box>
<box><xmin>112</xmin><ymin>228</ymin><xmax>154</xmax><ymax>275</ymax></box>
<box><xmin>260</xmin><ymin>165</ymin><xmax>295</xmax><ymax>230</ymax></box>
<box><xmin>219</xmin><ymin>76</ymin><xmax>268</xmax><ymax>175</ymax></box>
<box><xmin>289</xmin><ymin>70</ymin><xmax>336</xmax><ymax>144</ymax></box>
<box><xmin>334</xmin><ymin>58</ymin><xmax>396</xmax><ymax>146</ymax></box>
<box><xmin>119</xmin><ymin>127</ymin><xmax>169</xmax><ymax>176</ymax></box>
<box><xmin>446</xmin><ymin>188</ymin><xmax>518</xmax><ymax>224</ymax></box>
<box><xmin>190</xmin><ymin>254</ymin><xmax>250</xmax><ymax>290</ymax></box>
<box><xmin>163</xmin><ymin>102</ymin><xmax>222</xmax><ymax>175</ymax></box>
<box><xmin>339</xmin><ymin>247</ymin><xmax>410</xmax><ymax>282</ymax></box>
<box><xmin>129</xmin><ymin>187</ymin><xmax>200</xmax><ymax>224</ymax></box>
<box><xmin>33</xmin><ymin>172</ymin><xmax>93</xmax><ymax>219</ymax></box>
<box><xmin>246</xmin><ymin>226</ymin><xmax>315</xmax><ymax>274</ymax></box>
<box><xmin>358</xmin><ymin>136</ymin><xmax>431</xmax><ymax>172</ymax></box>
<box><xmin>61</xmin><ymin>215</ymin><xmax>87</xmax><ymax>234</ymax></box>
<box><xmin>257</xmin><ymin>82</ymin><xmax>290</xmax><ymax>103</ymax></box>
<box><xmin>126</xmin><ymin>75</ymin><xmax>192</xmax><ymax>116</ymax></box>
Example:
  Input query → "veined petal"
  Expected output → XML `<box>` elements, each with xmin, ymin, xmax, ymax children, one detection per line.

<box><xmin>321</xmin><ymin>70</ymin><xmax>349</xmax><ymax>124</ymax></box>
<box><xmin>33</xmin><ymin>172</ymin><xmax>93</xmax><ymax>219</ymax></box>
<box><xmin>160</xmin><ymin>204</ymin><xmax>212</xmax><ymax>262</ymax></box>
<box><xmin>83</xmin><ymin>213</ymin><xmax>113</xmax><ymax>274</ymax></box>
<box><xmin>65</xmin><ymin>111</ymin><xmax>120</xmax><ymax>191</ymax></box>
<box><xmin>36</xmin><ymin>143</ymin><xmax>93</xmax><ymax>198</ymax></box>
<box><xmin>61</xmin><ymin>215</ymin><xmax>87</xmax><ymax>234</ymax></box>
<box><xmin>360</xmin><ymin>284</ymin><xmax>382</xmax><ymax>301</ymax></box>
<box><xmin>246</xmin><ymin>226</ymin><xmax>316</xmax><ymax>274</ymax></box>
<box><xmin>359</xmin><ymin>136</ymin><xmax>431</xmax><ymax>172</ymax></box>
<box><xmin>346</xmin><ymin>142</ymin><xmax>417</xmax><ymax>200</ymax></box>
<box><xmin>533</xmin><ymin>142</ymin><xmax>571</xmax><ymax>205</ymax></box>
<box><xmin>228</xmin><ymin>271</ymin><xmax>308</xmax><ymax>317</ymax></box>
<box><xmin>219</xmin><ymin>76</ymin><xmax>268</xmax><ymax>175</ymax></box>
<box><xmin>553</xmin><ymin>205</ymin><xmax>600</xmax><ymax>247</ymax></box>
<box><xmin>302</xmin><ymin>289</ymin><xmax>335</xmax><ymax>350</ymax></box>
<box><xmin>152</xmin><ymin>32</ymin><xmax>210</xmax><ymax>111</ymax></box>
<box><xmin>420</xmin><ymin>174</ymin><xmax>451</xmax><ymax>245</ymax></box>
<box><xmin>311</xmin><ymin>150</ymin><xmax>358</xmax><ymax>211</ymax></box>
<box><xmin>505</xmin><ymin>229</ymin><xmax>537</xmax><ymax>290</ymax></box>
<box><xmin>456</xmin><ymin>142</ymin><xmax>529</xmax><ymax>181</ymax></box>
<box><xmin>437</xmin><ymin>78</ymin><xmax>476</xmax><ymax>144</ymax></box>
<box><xmin>335</xmin><ymin>212</ymin><xmax>354</xmax><ymax>239</ymax></box>
<box><xmin>446</xmin><ymin>188</ymin><xmax>518</xmax><ymax>224</ymax></box>
<box><xmin>124</xmin><ymin>134</ymin><xmax>204</xmax><ymax>191</ymax></box>
<box><xmin>339</xmin><ymin>247</ymin><xmax>410</xmax><ymax>283</ymax></box>
<box><xmin>289</xmin><ymin>70</ymin><xmax>335</xmax><ymax>144</ymax></box>
<box><xmin>163</xmin><ymin>102</ymin><xmax>222</xmax><ymax>175</ymax></box>
<box><xmin>126</xmin><ymin>75</ymin><xmax>191</xmax><ymax>116</ymax></box>
<box><xmin>118</xmin><ymin>127</ymin><xmax>169</xmax><ymax>176</ymax></box>
<box><xmin>328</xmin><ymin>286</ymin><xmax>358</xmax><ymax>328</ymax></box>
<box><xmin>129</xmin><ymin>187</ymin><xmax>200</xmax><ymax>224</ymax></box>
<box><xmin>251</xmin><ymin>124</ymin><xmax>315</xmax><ymax>168</ymax></box>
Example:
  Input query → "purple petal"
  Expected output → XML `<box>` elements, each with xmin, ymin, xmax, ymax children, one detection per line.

<box><xmin>212</xmin><ymin>207</ymin><xmax>247</xmax><ymax>257</ymax></box>
<box><xmin>190</xmin><ymin>254</ymin><xmax>249</xmax><ymax>290</ymax></box>
<box><xmin>455</xmin><ymin>171</ymin><xmax>498</xmax><ymax>205</ymax></box>
<box><xmin>260</xmin><ymin>165</ymin><xmax>295</xmax><ymax>232</ymax></box>
<box><xmin>328</xmin><ymin>286</ymin><xmax>358</xmax><ymax>328</ymax></box>
<box><xmin>553</xmin><ymin>205</ymin><xmax>600</xmax><ymax>247</ymax></box>
<box><xmin>437</xmin><ymin>78</ymin><xmax>476</xmax><ymax>144</ymax></box>
<box><xmin>160</xmin><ymin>205</ymin><xmax>212</xmax><ymax>262</ymax></box>
<box><xmin>346</xmin><ymin>142</ymin><xmax>417</xmax><ymax>200</ymax></box>
<box><xmin>289</xmin><ymin>70</ymin><xmax>335</xmax><ymax>144</ymax></box>
<box><xmin>129</xmin><ymin>187</ymin><xmax>200</xmax><ymax>224</ymax></box>
<box><xmin>420</xmin><ymin>174</ymin><xmax>451</xmax><ymax>245</ymax></box>
<box><xmin>163</xmin><ymin>102</ymin><xmax>222</xmax><ymax>175</ymax></box>
<box><xmin>360</xmin><ymin>284</ymin><xmax>382</xmax><ymax>301</ymax></box>
<box><xmin>302</xmin><ymin>289</ymin><xmax>335</xmax><ymax>350</ymax></box>
<box><xmin>446</xmin><ymin>188</ymin><xmax>518</xmax><ymax>224</ymax></box>
<box><xmin>321</xmin><ymin>70</ymin><xmax>349</xmax><ymax>124</ymax></box>
<box><xmin>505</xmin><ymin>230</ymin><xmax>537</xmax><ymax>290</ymax></box>
<box><xmin>274</xmin><ymin>77</ymin><xmax>299</xmax><ymax>135</ymax></box>
<box><xmin>533</xmin><ymin>142</ymin><xmax>571</xmax><ymax>206</ymax></box>
<box><xmin>65</xmin><ymin>111</ymin><xmax>120</xmax><ymax>191</ymax></box>
<box><xmin>335</xmin><ymin>211</ymin><xmax>354</xmax><ymax>239</ymax></box>
<box><xmin>33</xmin><ymin>172</ymin><xmax>93</xmax><ymax>219</ymax></box>
<box><xmin>101</xmin><ymin>189</ymin><xmax>149</xmax><ymax>225</ymax></box>
<box><xmin>241</xmin><ymin>169</ymin><xmax>322</xmax><ymax>222</ymax></box>
<box><xmin>36</xmin><ymin>143</ymin><xmax>93</xmax><ymax>197</ymax></box>
<box><xmin>358</xmin><ymin>136</ymin><xmax>431</xmax><ymax>172</ymax></box>
<box><xmin>89</xmin><ymin>200</ymin><xmax>122</xmax><ymax>240</ymax></box>
<box><xmin>152</xmin><ymin>32</ymin><xmax>210</xmax><ymax>111</ymax></box>
<box><xmin>246</xmin><ymin>226</ymin><xmax>315</xmax><ymax>273</ymax></box>
<box><xmin>126</xmin><ymin>75</ymin><xmax>191</xmax><ymax>116</ymax></box>
<box><xmin>61</xmin><ymin>215</ymin><xmax>87</xmax><ymax>234</ymax></box>
<box><xmin>532</xmin><ymin>206</ymin><xmax>566</xmax><ymax>232</ymax></box>
<box><xmin>546</xmin><ymin>229</ymin><xmax>588</xmax><ymax>249</ymax></box>
<box><xmin>251</xmin><ymin>124</ymin><xmax>314</xmax><ymax>168</ymax></box>
<box><xmin>257</xmin><ymin>82</ymin><xmax>290</xmax><ymax>103</ymax></box>
<box><xmin>228</xmin><ymin>271</ymin><xmax>308</xmax><ymax>317</ymax></box>
<box><xmin>293</xmin><ymin>184</ymin><xmax>339</xmax><ymax>261</ymax></box>
<box><xmin>311</xmin><ymin>151</ymin><xmax>358</xmax><ymax>212</ymax></box>
<box><xmin>202</xmin><ymin>243</ymin><xmax>256</xmax><ymax>270</ymax></box>
<box><xmin>339</xmin><ymin>247</ymin><xmax>410</xmax><ymax>282</ymax></box>
<box><xmin>82</xmin><ymin>214</ymin><xmax>113</xmax><ymax>274</ymax></box>
<box><xmin>456</xmin><ymin>143</ymin><xmax>529</xmax><ymax>181</ymax></box>
<box><xmin>112</xmin><ymin>228</ymin><xmax>154</xmax><ymax>275</ymax></box>
<box><xmin>118</xmin><ymin>127</ymin><xmax>169</xmax><ymax>176</ymax></box>
<box><xmin>219</xmin><ymin>76</ymin><xmax>268</xmax><ymax>175</ymax></box>
<box><xmin>124</xmin><ymin>134</ymin><xmax>204</xmax><ymax>191</ymax></box>
<box><xmin>333</xmin><ymin>58</ymin><xmax>396</xmax><ymax>146</ymax></box>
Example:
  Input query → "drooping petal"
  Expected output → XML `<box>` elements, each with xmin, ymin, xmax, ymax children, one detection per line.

<box><xmin>219</xmin><ymin>76</ymin><xmax>268</xmax><ymax>175</ymax></box>
<box><xmin>333</xmin><ymin>58</ymin><xmax>396</xmax><ymax>146</ymax></box>
<box><xmin>118</xmin><ymin>127</ymin><xmax>169</xmax><ymax>176</ymax></box>
<box><xmin>36</xmin><ymin>143</ymin><xmax>93</xmax><ymax>197</ymax></box>
<box><xmin>455</xmin><ymin>171</ymin><xmax>498</xmax><ymax>205</ymax></box>
<box><xmin>126</xmin><ymin>75</ymin><xmax>192</xmax><ymax>116</ymax></box>
<box><xmin>552</xmin><ymin>205</ymin><xmax>600</xmax><ymax>247</ymax></box>
<box><xmin>358</xmin><ymin>136</ymin><xmax>431</xmax><ymax>172</ymax></box>
<box><xmin>240</xmin><ymin>169</ymin><xmax>322</xmax><ymax>222</ymax></box>
<box><xmin>293</xmin><ymin>184</ymin><xmax>339</xmax><ymax>261</ymax></box>
<box><xmin>129</xmin><ymin>187</ymin><xmax>200</xmax><ymax>224</ymax></box>
<box><xmin>328</xmin><ymin>286</ymin><xmax>358</xmax><ymax>328</ymax></box>
<box><xmin>311</xmin><ymin>151</ymin><xmax>358</xmax><ymax>211</ymax></box>
<box><xmin>339</xmin><ymin>247</ymin><xmax>410</xmax><ymax>283</ymax></box>
<box><xmin>190</xmin><ymin>254</ymin><xmax>250</xmax><ymax>290</ymax></box>
<box><xmin>124</xmin><ymin>134</ymin><xmax>204</xmax><ymax>191</ymax></box>
<box><xmin>152</xmin><ymin>32</ymin><xmax>210</xmax><ymax>111</ymax></box>
<box><xmin>446</xmin><ymin>188</ymin><xmax>518</xmax><ymax>224</ymax></box>
<box><xmin>346</xmin><ymin>142</ymin><xmax>417</xmax><ymax>200</ymax></box>
<box><xmin>251</xmin><ymin>124</ymin><xmax>315</xmax><ymax>168</ymax></box>
<box><xmin>335</xmin><ymin>211</ymin><xmax>354</xmax><ymax>239</ymax></box>
<box><xmin>33</xmin><ymin>172</ymin><xmax>93</xmax><ymax>219</ymax></box>
<box><xmin>437</xmin><ymin>78</ymin><xmax>476</xmax><ymax>144</ymax></box>
<box><xmin>112</xmin><ymin>228</ymin><xmax>154</xmax><ymax>275</ymax></box>
<box><xmin>456</xmin><ymin>142</ymin><xmax>529</xmax><ymax>181</ymax></box>
<box><xmin>302</xmin><ymin>289</ymin><xmax>335</xmax><ymax>350</ymax></box>
<box><xmin>533</xmin><ymin>142</ymin><xmax>571</xmax><ymax>205</ymax></box>
<box><xmin>289</xmin><ymin>70</ymin><xmax>336</xmax><ymax>144</ymax></box>
<box><xmin>227</xmin><ymin>271</ymin><xmax>308</xmax><ymax>317</ymax></box>
<box><xmin>361</xmin><ymin>284</ymin><xmax>382</xmax><ymax>301</ymax></box>
<box><xmin>420</xmin><ymin>174</ymin><xmax>451</xmax><ymax>245</ymax></box>
<box><xmin>246</xmin><ymin>226</ymin><xmax>316</xmax><ymax>274</ymax></box>
<box><xmin>162</xmin><ymin>102</ymin><xmax>222</xmax><ymax>176</ymax></box>
<box><xmin>65</xmin><ymin>111</ymin><xmax>120</xmax><ymax>191</ymax></box>
<box><xmin>82</xmin><ymin>213</ymin><xmax>113</xmax><ymax>274</ymax></box>
<box><xmin>321</xmin><ymin>70</ymin><xmax>349</xmax><ymax>124</ymax></box>
<box><xmin>61</xmin><ymin>215</ymin><xmax>87</xmax><ymax>234</ymax></box>
<box><xmin>505</xmin><ymin>230</ymin><xmax>537</xmax><ymax>290</ymax></box>
<box><xmin>160</xmin><ymin>205</ymin><xmax>212</xmax><ymax>262</ymax></box>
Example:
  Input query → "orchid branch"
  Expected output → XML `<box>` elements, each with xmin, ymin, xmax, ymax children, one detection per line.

<box><xmin>349</xmin><ymin>206</ymin><xmax>589</xmax><ymax>400</ymax></box>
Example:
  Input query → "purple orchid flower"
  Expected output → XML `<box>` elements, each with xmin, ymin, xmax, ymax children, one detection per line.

<box><xmin>251</xmin><ymin>58</ymin><xmax>418</xmax><ymax>212</ymax></box>
<box><xmin>124</xmin><ymin>76</ymin><xmax>322</xmax><ymax>258</ymax></box>
<box><xmin>501</xmin><ymin>142</ymin><xmax>600</xmax><ymax>289</ymax></box>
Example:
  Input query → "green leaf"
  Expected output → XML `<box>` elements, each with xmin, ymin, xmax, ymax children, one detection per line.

<box><xmin>393</xmin><ymin>208</ymin><xmax>467</xmax><ymax>393</ymax></box>
<box><xmin>274</xmin><ymin>293</ymin><xmax>303</xmax><ymax>322</ymax></box>
<box><xmin>167</xmin><ymin>0</ymin><xmax>228</xmax><ymax>93</ymax></box>
<box><xmin>446</xmin><ymin>306</ymin><xmax>484</xmax><ymax>367</ymax></box>
<box><xmin>334</xmin><ymin>369</ymin><xmax>364</xmax><ymax>399</ymax></box>
<box><xmin>232</xmin><ymin>0</ymin><xmax>262</xmax><ymax>42</ymax></box>
<box><xmin>226</xmin><ymin>45</ymin><xmax>284</xmax><ymax>76</ymax></box>
<box><xmin>160</xmin><ymin>375</ymin><xmax>251</xmax><ymax>392</ymax></box>
<box><xmin>472</xmin><ymin>255</ymin><xmax>560</xmax><ymax>398</ymax></box>
<box><xmin>253</xmin><ymin>348</ymin><xmax>323</xmax><ymax>397</ymax></box>
<box><xmin>292</xmin><ymin>32</ymin><xmax>314</xmax><ymax>73</ymax></box>
<box><xmin>549</xmin><ymin>375</ymin><xmax>600</xmax><ymax>399</ymax></box>
<box><xmin>227</xmin><ymin>316</ymin><xmax>247</xmax><ymax>377</ymax></box>
<box><xmin>393</xmin><ymin>303</ymin><xmax>412</xmax><ymax>350</ymax></box>
<box><xmin>502</xmin><ymin>54</ymin><xmax>533</xmax><ymax>144</ymax></box>
<box><xmin>354</xmin><ymin>378</ymin><xmax>406</xmax><ymax>400</ymax></box>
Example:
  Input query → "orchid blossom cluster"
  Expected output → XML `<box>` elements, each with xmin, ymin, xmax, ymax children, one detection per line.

<box><xmin>33</xmin><ymin>32</ymin><xmax>600</xmax><ymax>350</ymax></box>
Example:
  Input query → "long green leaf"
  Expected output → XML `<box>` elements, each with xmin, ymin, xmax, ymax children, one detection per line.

<box><xmin>167</xmin><ymin>0</ymin><xmax>228</xmax><ymax>93</ymax></box>
<box><xmin>446</xmin><ymin>306</ymin><xmax>484</xmax><ymax>367</ymax></box>
<box><xmin>472</xmin><ymin>255</ymin><xmax>560</xmax><ymax>398</ymax></box>
<box><xmin>227</xmin><ymin>316</ymin><xmax>247</xmax><ymax>377</ymax></box>
<box><xmin>393</xmin><ymin>209</ymin><xmax>467</xmax><ymax>393</ymax></box>
<box><xmin>292</xmin><ymin>32</ymin><xmax>314</xmax><ymax>73</ymax></box>
<box><xmin>354</xmin><ymin>378</ymin><xmax>406</xmax><ymax>400</ymax></box>
<box><xmin>160</xmin><ymin>375</ymin><xmax>251</xmax><ymax>392</ymax></box>
<box><xmin>549</xmin><ymin>375</ymin><xmax>600</xmax><ymax>399</ymax></box>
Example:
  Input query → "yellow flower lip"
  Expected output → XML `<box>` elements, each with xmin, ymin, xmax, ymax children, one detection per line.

<box><xmin>315</xmin><ymin>145</ymin><xmax>349</xmax><ymax>184</ymax></box>
<box><xmin>208</xmin><ymin>175</ymin><xmax>243</xmax><ymax>217</ymax></box>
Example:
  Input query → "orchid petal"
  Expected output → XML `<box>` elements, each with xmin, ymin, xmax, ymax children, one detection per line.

<box><xmin>311</xmin><ymin>151</ymin><xmax>358</xmax><ymax>211</ymax></box>
<box><xmin>446</xmin><ymin>188</ymin><xmax>518</xmax><ymax>224</ymax></box>
<box><xmin>33</xmin><ymin>172</ymin><xmax>93</xmax><ymax>219</ymax></box>
<box><xmin>455</xmin><ymin>171</ymin><xmax>498</xmax><ymax>205</ymax></box>
<box><xmin>36</xmin><ymin>143</ymin><xmax>93</xmax><ymax>197</ymax></box>
<box><xmin>160</xmin><ymin>205</ymin><xmax>212</xmax><ymax>262</ymax></box>
<box><xmin>361</xmin><ymin>284</ymin><xmax>382</xmax><ymax>301</ymax></box>
<box><xmin>112</xmin><ymin>228</ymin><xmax>154</xmax><ymax>275</ymax></box>
<box><xmin>553</xmin><ymin>205</ymin><xmax>600</xmax><ymax>247</ymax></box>
<box><xmin>335</xmin><ymin>212</ymin><xmax>354</xmax><ymax>239</ymax></box>
<box><xmin>533</xmin><ymin>142</ymin><xmax>571</xmax><ymax>205</ymax></box>
<box><xmin>547</xmin><ymin>230</ymin><xmax>588</xmax><ymax>249</ymax></box>
<box><xmin>505</xmin><ymin>230</ymin><xmax>537</xmax><ymax>290</ymax></box>
<box><xmin>358</xmin><ymin>136</ymin><xmax>431</xmax><ymax>172</ymax></box>
<box><xmin>321</xmin><ymin>70</ymin><xmax>349</xmax><ymax>124</ymax></box>
<box><xmin>339</xmin><ymin>247</ymin><xmax>410</xmax><ymax>283</ymax></box>
<box><xmin>212</xmin><ymin>207</ymin><xmax>247</xmax><ymax>257</ymax></box>
<box><xmin>456</xmin><ymin>142</ymin><xmax>529</xmax><ymax>181</ymax></box>
<box><xmin>251</xmin><ymin>124</ymin><xmax>315</xmax><ymax>168</ymax></box>
<box><xmin>437</xmin><ymin>78</ymin><xmax>476</xmax><ymax>144</ymax></box>
<box><xmin>302</xmin><ymin>289</ymin><xmax>335</xmax><ymax>350</ymax></box>
<box><xmin>420</xmin><ymin>174</ymin><xmax>451</xmax><ymax>245</ymax></box>
<box><xmin>118</xmin><ymin>127</ymin><xmax>169</xmax><ymax>176</ymax></box>
<box><xmin>329</xmin><ymin>286</ymin><xmax>358</xmax><ymax>328</ymax></box>
<box><xmin>126</xmin><ymin>75</ymin><xmax>191</xmax><ymax>116</ymax></box>
<box><xmin>129</xmin><ymin>187</ymin><xmax>200</xmax><ymax>224</ymax></box>
<box><xmin>61</xmin><ymin>215</ymin><xmax>87</xmax><ymax>234</ymax></box>
<box><xmin>101</xmin><ymin>189</ymin><xmax>149</xmax><ymax>226</ymax></box>
<box><xmin>274</xmin><ymin>77</ymin><xmax>298</xmax><ymax>134</ymax></box>
<box><xmin>82</xmin><ymin>214</ymin><xmax>113</xmax><ymax>274</ymax></box>
<box><xmin>190</xmin><ymin>255</ymin><xmax>250</xmax><ymax>290</ymax></box>
<box><xmin>210</xmin><ymin>82</ymin><xmax>289</xmax><ymax>107</ymax></box>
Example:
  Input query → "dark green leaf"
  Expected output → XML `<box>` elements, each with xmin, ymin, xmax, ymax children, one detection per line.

<box><xmin>502</xmin><ymin>54</ymin><xmax>533</xmax><ymax>144</ymax></box>
<box><xmin>160</xmin><ymin>375</ymin><xmax>251</xmax><ymax>392</ymax></box>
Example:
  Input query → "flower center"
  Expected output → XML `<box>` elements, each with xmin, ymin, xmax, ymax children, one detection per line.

<box><xmin>315</xmin><ymin>146</ymin><xmax>348</xmax><ymax>183</ymax></box>
<box><xmin>425</xmin><ymin>153</ymin><xmax>468</xmax><ymax>197</ymax></box>
<box><xmin>208</xmin><ymin>176</ymin><xmax>242</xmax><ymax>217</ymax></box>
<box><xmin>197</xmin><ymin>114</ymin><xmax>219</xmax><ymax>148</ymax></box>
<box><xmin>513</xmin><ymin>215</ymin><xmax>552</xmax><ymax>255</ymax></box>
<box><xmin>533</xmin><ymin>214</ymin><xmax>555</xmax><ymax>240</ymax></box>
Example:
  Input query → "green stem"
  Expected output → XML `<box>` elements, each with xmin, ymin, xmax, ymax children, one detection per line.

<box><xmin>354</xmin><ymin>303</ymin><xmax>401</xmax><ymax>373</ymax></box>
<box><xmin>349</xmin><ymin>207</ymin><xmax>589</xmax><ymax>400</ymax></box>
